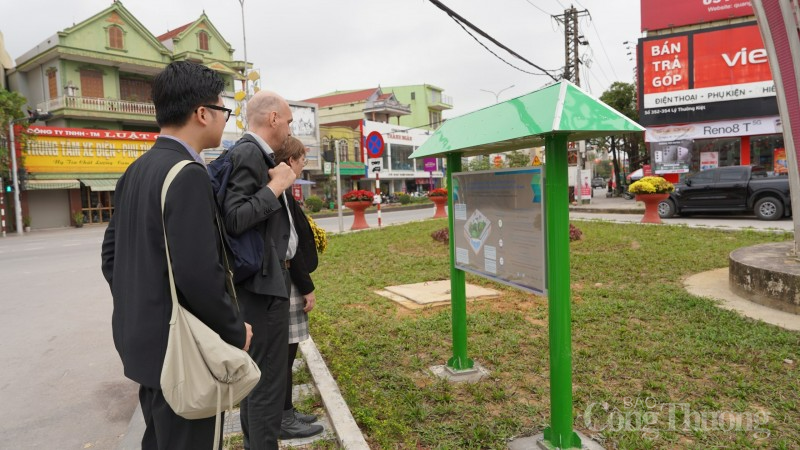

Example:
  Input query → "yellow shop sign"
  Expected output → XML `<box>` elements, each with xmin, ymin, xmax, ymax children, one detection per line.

<box><xmin>23</xmin><ymin>126</ymin><xmax>158</xmax><ymax>174</ymax></box>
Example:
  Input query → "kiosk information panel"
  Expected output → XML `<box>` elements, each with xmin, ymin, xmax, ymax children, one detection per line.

<box><xmin>452</xmin><ymin>167</ymin><xmax>546</xmax><ymax>294</ymax></box>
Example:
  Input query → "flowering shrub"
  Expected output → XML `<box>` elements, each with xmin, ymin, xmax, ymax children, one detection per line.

<box><xmin>627</xmin><ymin>176</ymin><xmax>674</xmax><ymax>195</ymax></box>
<box><xmin>431</xmin><ymin>227</ymin><xmax>449</xmax><ymax>244</ymax></box>
<box><xmin>569</xmin><ymin>223</ymin><xmax>583</xmax><ymax>241</ymax></box>
<box><xmin>428</xmin><ymin>188</ymin><xmax>448</xmax><ymax>197</ymax></box>
<box><xmin>306</xmin><ymin>215</ymin><xmax>328</xmax><ymax>253</ymax></box>
<box><xmin>342</xmin><ymin>189</ymin><xmax>375</xmax><ymax>202</ymax></box>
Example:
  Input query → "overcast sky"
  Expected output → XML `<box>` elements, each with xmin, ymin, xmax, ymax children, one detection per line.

<box><xmin>0</xmin><ymin>0</ymin><xmax>641</xmax><ymax>119</ymax></box>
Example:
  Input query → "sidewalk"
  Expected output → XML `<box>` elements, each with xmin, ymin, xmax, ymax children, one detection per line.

<box><xmin>568</xmin><ymin>190</ymin><xmax>644</xmax><ymax>214</ymax></box>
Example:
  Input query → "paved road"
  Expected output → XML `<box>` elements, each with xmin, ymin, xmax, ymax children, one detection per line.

<box><xmin>570</xmin><ymin>211</ymin><xmax>794</xmax><ymax>233</ymax></box>
<box><xmin>0</xmin><ymin>226</ymin><xmax>137</xmax><ymax>449</ymax></box>
<box><xmin>314</xmin><ymin>205</ymin><xmax>441</xmax><ymax>233</ymax></box>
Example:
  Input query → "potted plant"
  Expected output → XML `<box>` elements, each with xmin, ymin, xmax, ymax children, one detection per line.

<box><xmin>627</xmin><ymin>176</ymin><xmax>675</xmax><ymax>224</ymax></box>
<box><xmin>72</xmin><ymin>211</ymin><xmax>85</xmax><ymax>228</ymax></box>
<box><xmin>22</xmin><ymin>216</ymin><xmax>31</xmax><ymax>232</ymax></box>
<box><xmin>342</xmin><ymin>189</ymin><xmax>375</xmax><ymax>230</ymax></box>
<box><xmin>428</xmin><ymin>188</ymin><xmax>448</xmax><ymax>218</ymax></box>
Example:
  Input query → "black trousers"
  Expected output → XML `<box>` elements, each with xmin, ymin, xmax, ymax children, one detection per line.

<box><xmin>239</xmin><ymin>271</ymin><xmax>290</xmax><ymax>450</ymax></box>
<box><xmin>285</xmin><ymin>342</ymin><xmax>299</xmax><ymax>410</ymax></box>
<box><xmin>139</xmin><ymin>386</ymin><xmax>221</xmax><ymax>450</ymax></box>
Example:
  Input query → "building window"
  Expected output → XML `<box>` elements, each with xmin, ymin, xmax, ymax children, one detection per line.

<box><xmin>47</xmin><ymin>69</ymin><xmax>58</xmax><ymax>99</ymax></box>
<box><xmin>198</xmin><ymin>31</ymin><xmax>209</xmax><ymax>51</ymax></box>
<box><xmin>429</xmin><ymin>110</ymin><xmax>442</xmax><ymax>128</ymax></box>
<box><xmin>339</xmin><ymin>140</ymin><xmax>348</xmax><ymax>162</ymax></box>
<box><xmin>120</xmin><ymin>77</ymin><xmax>152</xmax><ymax>102</ymax></box>
<box><xmin>751</xmin><ymin>134</ymin><xmax>784</xmax><ymax>173</ymax></box>
<box><xmin>80</xmin><ymin>69</ymin><xmax>104</xmax><ymax>98</ymax></box>
<box><xmin>391</xmin><ymin>144</ymin><xmax>414</xmax><ymax>171</ymax></box>
<box><xmin>410</xmin><ymin>92</ymin><xmax>416</xmax><ymax>100</ymax></box>
<box><xmin>108</xmin><ymin>26</ymin><xmax>124</xmax><ymax>49</ymax></box>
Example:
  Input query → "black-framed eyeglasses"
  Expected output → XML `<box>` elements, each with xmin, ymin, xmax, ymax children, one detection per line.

<box><xmin>198</xmin><ymin>104</ymin><xmax>232</xmax><ymax>122</ymax></box>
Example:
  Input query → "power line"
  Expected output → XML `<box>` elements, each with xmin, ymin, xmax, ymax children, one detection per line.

<box><xmin>581</xmin><ymin>13</ymin><xmax>620</xmax><ymax>80</ymax></box>
<box><xmin>450</xmin><ymin>16</ymin><xmax>555</xmax><ymax>77</ymax></box>
<box><xmin>427</xmin><ymin>0</ymin><xmax>559</xmax><ymax>82</ymax></box>
<box><xmin>522</xmin><ymin>0</ymin><xmax>554</xmax><ymax>16</ymax></box>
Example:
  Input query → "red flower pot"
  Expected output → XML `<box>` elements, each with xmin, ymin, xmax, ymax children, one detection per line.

<box><xmin>430</xmin><ymin>196</ymin><xmax>448</xmax><ymax>218</ymax></box>
<box><xmin>344</xmin><ymin>201</ymin><xmax>371</xmax><ymax>230</ymax></box>
<box><xmin>635</xmin><ymin>193</ymin><xmax>669</xmax><ymax>224</ymax></box>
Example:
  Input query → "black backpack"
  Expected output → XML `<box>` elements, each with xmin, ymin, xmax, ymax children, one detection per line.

<box><xmin>208</xmin><ymin>148</ymin><xmax>271</xmax><ymax>283</ymax></box>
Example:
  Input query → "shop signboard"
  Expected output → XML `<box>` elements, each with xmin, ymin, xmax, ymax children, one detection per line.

<box><xmin>641</xmin><ymin>0</ymin><xmax>754</xmax><ymax>32</ymax></box>
<box><xmin>452</xmin><ymin>167</ymin><xmax>545</xmax><ymax>294</ymax></box>
<box><xmin>639</xmin><ymin>23</ymin><xmax>779</xmax><ymax>126</ymax></box>
<box><xmin>652</xmin><ymin>140</ymin><xmax>693</xmax><ymax>174</ymax></box>
<box><xmin>645</xmin><ymin>116</ymin><xmax>782</xmax><ymax>142</ymax></box>
<box><xmin>23</xmin><ymin>126</ymin><xmax>157</xmax><ymax>173</ymax></box>
<box><xmin>700</xmin><ymin>151</ymin><xmax>719</xmax><ymax>170</ymax></box>
<box><xmin>774</xmin><ymin>148</ymin><xmax>788</xmax><ymax>174</ymax></box>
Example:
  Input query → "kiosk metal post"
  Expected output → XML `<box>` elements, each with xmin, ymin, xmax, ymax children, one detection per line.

<box><xmin>446</xmin><ymin>152</ymin><xmax>473</xmax><ymax>370</ymax></box>
<box><xmin>542</xmin><ymin>133</ymin><xmax>581</xmax><ymax>449</ymax></box>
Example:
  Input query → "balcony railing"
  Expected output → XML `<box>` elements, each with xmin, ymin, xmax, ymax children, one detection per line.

<box><xmin>38</xmin><ymin>96</ymin><xmax>156</xmax><ymax>116</ymax></box>
<box><xmin>428</xmin><ymin>92</ymin><xmax>453</xmax><ymax>106</ymax></box>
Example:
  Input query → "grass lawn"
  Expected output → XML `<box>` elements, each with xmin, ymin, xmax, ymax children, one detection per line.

<box><xmin>309</xmin><ymin>219</ymin><xmax>799</xmax><ymax>449</ymax></box>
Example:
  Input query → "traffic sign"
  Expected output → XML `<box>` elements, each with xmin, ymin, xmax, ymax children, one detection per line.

<box><xmin>365</xmin><ymin>131</ymin><xmax>384</xmax><ymax>158</ymax></box>
<box><xmin>368</xmin><ymin>158</ymin><xmax>383</xmax><ymax>173</ymax></box>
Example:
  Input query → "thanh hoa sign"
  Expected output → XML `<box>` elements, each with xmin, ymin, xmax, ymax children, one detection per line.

<box><xmin>23</xmin><ymin>126</ymin><xmax>158</xmax><ymax>173</ymax></box>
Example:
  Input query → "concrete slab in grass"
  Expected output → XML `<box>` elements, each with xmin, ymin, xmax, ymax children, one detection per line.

<box><xmin>376</xmin><ymin>280</ymin><xmax>500</xmax><ymax>310</ymax></box>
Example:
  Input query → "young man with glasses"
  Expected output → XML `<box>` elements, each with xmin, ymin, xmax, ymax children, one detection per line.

<box><xmin>101</xmin><ymin>61</ymin><xmax>252</xmax><ymax>450</ymax></box>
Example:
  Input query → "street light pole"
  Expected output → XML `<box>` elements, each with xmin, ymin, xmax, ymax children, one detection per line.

<box><xmin>479</xmin><ymin>84</ymin><xmax>515</xmax><ymax>103</ymax></box>
<box><xmin>8</xmin><ymin>120</ymin><xmax>23</xmax><ymax>235</ymax></box>
<box><xmin>7</xmin><ymin>110</ymin><xmax>52</xmax><ymax>235</ymax></box>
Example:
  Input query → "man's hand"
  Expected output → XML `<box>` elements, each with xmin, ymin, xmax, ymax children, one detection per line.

<box><xmin>303</xmin><ymin>292</ymin><xmax>316</xmax><ymax>313</ymax></box>
<box><xmin>267</xmin><ymin>162</ymin><xmax>296</xmax><ymax>196</ymax></box>
<box><xmin>243</xmin><ymin>322</ymin><xmax>253</xmax><ymax>352</ymax></box>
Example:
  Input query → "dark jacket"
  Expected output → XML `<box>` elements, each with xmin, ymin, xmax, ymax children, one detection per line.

<box><xmin>287</xmin><ymin>194</ymin><xmax>318</xmax><ymax>295</ymax></box>
<box><xmin>101</xmin><ymin>137</ymin><xmax>245</xmax><ymax>388</ymax></box>
<box><xmin>222</xmin><ymin>134</ymin><xmax>291</xmax><ymax>299</ymax></box>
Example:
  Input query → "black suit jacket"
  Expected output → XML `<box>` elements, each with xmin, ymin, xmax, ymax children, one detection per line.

<box><xmin>286</xmin><ymin>193</ymin><xmax>318</xmax><ymax>296</ymax></box>
<box><xmin>101</xmin><ymin>137</ymin><xmax>245</xmax><ymax>388</ymax></box>
<box><xmin>222</xmin><ymin>134</ymin><xmax>291</xmax><ymax>299</ymax></box>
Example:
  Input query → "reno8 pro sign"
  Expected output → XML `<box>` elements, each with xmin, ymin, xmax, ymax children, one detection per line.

<box><xmin>639</xmin><ymin>23</ymin><xmax>776</xmax><ymax>125</ymax></box>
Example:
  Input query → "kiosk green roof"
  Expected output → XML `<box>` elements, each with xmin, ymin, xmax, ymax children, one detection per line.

<box><xmin>410</xmin><ymin>80</ymin><xmax>644</xmax><ymax>159</ymax></box>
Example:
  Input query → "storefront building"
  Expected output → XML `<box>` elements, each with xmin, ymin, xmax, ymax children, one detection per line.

<box><xmin>638</xmin><ymin>1</ymin><xmax>780</xmax><ymax>182</ymax></box>
<box><xmin>359</xmin><ymin>120</ymin><xmax>442</xmax><ymax>194</ymax></box>
<box><xmin>19</xmin><ymin>125</ymin><xmax>156</xmax><ymax>228</ymax></box>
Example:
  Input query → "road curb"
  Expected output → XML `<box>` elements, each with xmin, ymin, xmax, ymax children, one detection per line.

<box><xmin>299</xmin><ymin>337</ymin><xmax>370</xmax><ymax>449</ymax></box>
<box><xmin>115</xmin><ymin>336</ymin><xmax>368</xmax><ymax>449</ymax></box>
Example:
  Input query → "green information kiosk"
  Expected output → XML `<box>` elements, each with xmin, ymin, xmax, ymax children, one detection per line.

<box><xmin>410</xmin><ymin>80</ymin><xmax>644</xmax><ymax>449</ymax></box>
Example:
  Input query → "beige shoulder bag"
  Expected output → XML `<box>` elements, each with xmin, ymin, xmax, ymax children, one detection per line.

<box><xmin>159</xmin><ymin>160</ymin><xmax>260</xmax><ymax>448</ymax></box>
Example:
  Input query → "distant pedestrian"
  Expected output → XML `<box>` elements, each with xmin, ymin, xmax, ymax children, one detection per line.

<box><xmin>101</xmin><ymin>61</ymin><xmax>252</xmax><ymax>450</ymax></box>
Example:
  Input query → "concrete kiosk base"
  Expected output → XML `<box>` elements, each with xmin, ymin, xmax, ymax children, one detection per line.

<box><xmin>508</xmin><ymin>431</ymin><xmax>605</xmax><ymax>450</ymax></box>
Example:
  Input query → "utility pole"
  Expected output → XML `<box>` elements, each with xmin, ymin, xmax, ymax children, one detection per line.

<box><xmin>553</xmin><ymin>6</ymin><xmax>589</xmax><ymax>86</ymax></box>
<box><xmin>555</xmin><ymin>6</ymin><xmax>589</xmax><ymax>203</ymax></box>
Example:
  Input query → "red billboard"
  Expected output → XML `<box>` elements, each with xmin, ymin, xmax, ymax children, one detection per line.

<box><xmin>639</xmin><ymin>22</ymin><xmax>778</xmax><ymax>125</ymax></box>
<box><xmin>693</xmin><ymin>25</ymin><xmax>772</xmax><ymax>87</ymax></box>
<box><xmin>641</xmin><ymin>0</ymin><xmax>754</xmax><ymax>32</ymax></box>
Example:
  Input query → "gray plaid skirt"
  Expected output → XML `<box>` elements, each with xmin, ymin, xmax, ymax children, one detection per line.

<box><xmin>288</xmin><ymin>283</ymin><xmax>310</xmax><ymax>344</ymax></box>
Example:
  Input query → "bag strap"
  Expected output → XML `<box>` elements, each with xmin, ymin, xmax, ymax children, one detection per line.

<box><xmin>160</xmin><ymin>160</ymin><xmax>193</xmax><ymax>324</ymax></box>
<box><xmin>160</xmin><ymin>159</ymin><xmax>231</xmax><ymax>450</ymax></box>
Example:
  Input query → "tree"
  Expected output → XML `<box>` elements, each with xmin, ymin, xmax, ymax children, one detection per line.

<box><xmin>598</xmin><ymin>82</ymin><xmax>646</xmax><ymax>194</ymax></box>
<box><xmin>467</xmin><ymin>155</ymin><xmax>490</xmax><ymax>171</ymax></box>
<box><xmin>0</xmin><ymin>91</ymin><xmax>29</xmax><ymax>182</ymax></box>
<box><xmin>505</xmin><ymin>149</ymin><xmax>531</xmax><ymax>168</ymax></box>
